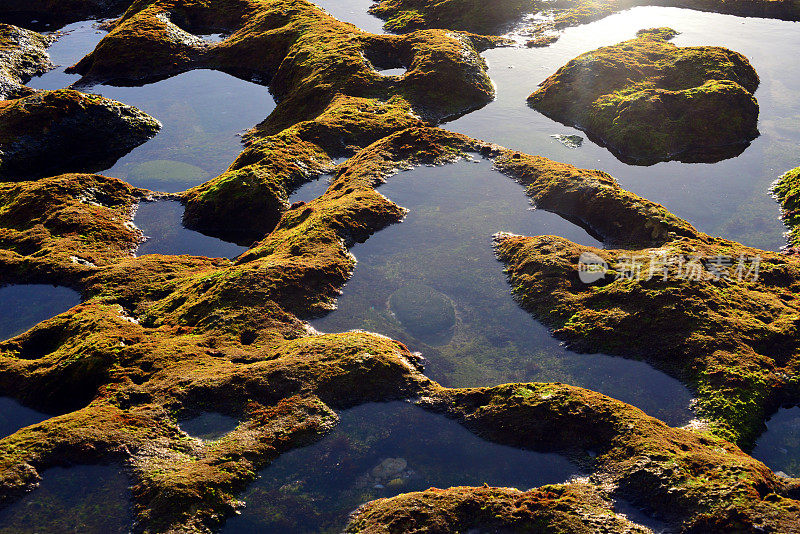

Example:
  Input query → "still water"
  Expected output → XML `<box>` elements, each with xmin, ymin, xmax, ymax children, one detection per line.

<box><xmin>179</xmin><ymin>412</ymin><xmax>240</xmax><ymax>441</ymax></box>
<box><xmin>753</xmin><ymin>406</ymin><xmax>800</xmax><ymax>478</ymax></box>
<box><xmin>0</xmin><ymin>464</ymin><xmax>132</xmax><ymax>534</ymax></box>
<box><xmin>222</xmin><ymin>401</ymin><xmax>579</xmax><ymax>534</ymax></box>
<box><xmin>134</xmin><ymin>200</ymin><xmax>247</xmax><ymax>258</ymax></box>
<box><xmin>446</xmin><ymin>7</ymin><xmax>800</xmax><ymax>251</ymax></box>
<box><xmin>0</xmin><ymin>397</ymin><xmax>48</xmax><ymax>439</ymax></box>
<box><xmin>0</xmin><ymin>284</ymin><xmax>81</xmax><ymax>341</ymax></box>
<box><xmin>312</xmin><ymin>160</ymin><xmax>695</xmax><ymax>425</ymax></box>
<box><xmin>28</xmin><ymin>21</ymin><xmax>277</xmax><ymax>193</ymax></box>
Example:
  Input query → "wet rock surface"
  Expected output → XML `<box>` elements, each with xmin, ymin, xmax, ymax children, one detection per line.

<box><xmin>0</xmin><ymin>89</ymin><xmax>161</xmax><ymax>179</ymax></box>
<box><xmin>527</xmin><ymin>28</ymin><xmax>760</xmax><ymax>164</ymax></box>
<box><xmin>0</xmin><ymin>0</ymin><xmax>799</xmax><ymax>532</ymax></box>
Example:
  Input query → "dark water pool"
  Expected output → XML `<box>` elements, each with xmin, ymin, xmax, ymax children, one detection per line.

<box><xmin>752</xmin><ymin>406</ymin><xmax>800</xmax><ymax>478</ymax></box>
<box><xmin>446</xmin><ymin>7</ymin><xmax>800</xmax><ymax>251</ymax></box>
<box><xmin>179</xmin><ymin>412</ymin><xmax>240</xmax><ymax>441</ymax></box>
<box><xmin>222</xmin><ymin>401</ymin><xmax>579</xmax><ymax>534</ymax></box>
<box><xmin>311</xmin><ymin>159</ymin><xmax>695</xmax><ymax>425</ymax></box>
<box><xmin>134</xmin><ymin>200</ymin><xmax>247</xmax><ymax>258</ymax></box>
<box><xmin>0</xmin><ymin>284</ymin><xmax>81</xmax><ymax>341</ymax></box>
<box><xmin>28</xmin><ymin>23</ymin><xmax>277</xmax><ymax>193</ymax></box>
<box><xmin>0</xmin><ymin>464</ymin><xmax>133</xmax><ymax>534</ymax></box>
<box><xmin>0</xmin><ymin>397</ymin><xmax>49</xmax><ymax>439</ymax></box>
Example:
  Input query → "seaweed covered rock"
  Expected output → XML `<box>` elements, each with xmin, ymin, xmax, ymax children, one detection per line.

<box><xmin>0</xmin><ymin>173</ymin><xmax>147</xmax><ymax>284</ymax></box>
<box><xmin>0</xmin><ymin>23</ymin><xmax>52</xmax><ymax>99</ymax></box>
<box><xmin>420</xmin><ymin>383</ymin><xmax>800</xmax><ymax>533</ymax></box>
<box><xmin>69</xmin><ymin>0</ymin><xmax>496</xmax><ymax>241</ymax></box>
<box><xmin>528</xmin><ymin>28</ymin><xmax>760</xmax><ymax>164</ymax></box>
<box><xmin>494</xmin><ymin>230</ymin><xmax>800</xmax><ymax>447</ymax></box>
<box><xmin>346</xmin><ymin>483</ymin><xmax>652</xmax><ymax>533</ymax></box>
<box><xmin>0</xmin><ymin>89</ymin><xmax>161</xmax><ymax>179</ymax></box>
<box><xmin>773</xmin><ymin>166</ymin><xmax>800</xmax><ymax>247</ymax></box>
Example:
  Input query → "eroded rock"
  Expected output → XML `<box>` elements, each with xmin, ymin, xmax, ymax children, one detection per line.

<box><xmin>0</xmin><ymin>89</ymin><xmax>161</xmax><ymax>179</ymax></box>
<box><xmin>528</xmin><ymin>27</ymin><xmax>760</xmax><ymax>164</ymax></box>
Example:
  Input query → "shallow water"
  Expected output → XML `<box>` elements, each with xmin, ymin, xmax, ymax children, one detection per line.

<box><xmin>289</xmin><ymin>176</ymin><xmax>332</xmax><ymax>204</ymax></box>
<box><xmin>29</xmin><ymin>24</ymin><xmax>277</xmax><ymax>193</ymax></box>
<box><xmin>311</xmin><ymin>0</ymin><xmax>387</xmax><ymax>34</ymax></box>
<box><xmin>0</xmin><ymin>397</ymin><xmax>48</xmax><ymax>439</ymax></box>
<box><xmin>752</xmin><ymin>406</ymin><xmax>800</xmax><ymax>478</ymax></box>
<box><xmin>0</xmin><ymin>284</ymin><xmax>81</xmax><ymax>341</ymax></box>
<box><xmin>312</xmin><ymin>160</ymin><xmax>695</xmax><ymax>425</ymax></box>
<box><xmin>179</xmin><ymin>412</ymin><xmax>240</xmax><ymax>440</ymax></box>
<box><xmin>0</xmin><ymin>464</ymin><xmax>133</xmax><ymax>533</ymax></box>
<box><xmin>222</xmin><ymin>401</ymin><xmax>579</xmax><ymax>534</ymax></box>
<box><xmin>134</xmin><ymin>200</ymin><xmax>247</xmax><ymax>258</ymax></box>
<box><xmin>446</xmin><ymin>7</ymin><xmax>800</xmax><ymax>251</ymax></box>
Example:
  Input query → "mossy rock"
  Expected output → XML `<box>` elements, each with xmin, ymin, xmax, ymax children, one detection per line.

<box><xmin>528</xmin><ymin>28</ymin><xmax>760</xmax><ymax>165</ymax></box>
<box><xmin>0</xmin><ymin>89</ymin><xmax>161</xmax><ymax>179</ymax></box>
<box><xmin>773</xmin><ymin>166</ymin><xmax>800</xmax><ymax>247</ymax></box>
<box><xmin>388</xmin><ymin>284</ymin><xmax>455</xmax><ymax>342</ymax></box>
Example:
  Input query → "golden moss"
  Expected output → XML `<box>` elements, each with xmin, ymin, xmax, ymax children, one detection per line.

<box><xmin>528</xmin><ymin>29</ymin><xmax>760</xmax><ymax>164</ymax></box>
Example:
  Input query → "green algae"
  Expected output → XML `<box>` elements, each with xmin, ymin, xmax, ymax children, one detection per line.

<box><xmin>527</xmin><ymin>28</ymin><xmax>760</xmax><ymax>165</ymax></box>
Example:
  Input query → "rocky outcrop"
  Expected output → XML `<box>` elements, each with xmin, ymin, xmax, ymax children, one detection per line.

<box><xmin>346</xmin><ymin>483</ymin><xmax>652</xmax><ymax>533</ymax></box>
<box><xmin>528</xmin><ymin>28</ymin><xmax>760</xmax><ymax>164</ymax></box>
<box><xmin>0</xmin><ymin>89</ymin><xmax>161</xmax><ymax>179</ymax></box>
<box><xmin>0</xmin><ymin>24</ymin><xmax>52</xmax><ymax>99</ymax></box>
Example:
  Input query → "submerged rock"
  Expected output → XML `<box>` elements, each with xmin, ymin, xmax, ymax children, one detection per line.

<box><xmin>528</xmin><ymin>27</ymin><xmax>760</xmax><ymax>165</ymax></box>
<box><xmin>0</xmin><ymin>89</ymin><xmax>161</xmax><ymax>179</ymax></box>
<box><xmin>551</xmin><ymin>133</ymin><xmax>583</xmax><ymax>149</ymax></box>
<box><xmin>388</xmin><ymin>284</ymin><xmax>456</xmax><ymax>341</ymax></box>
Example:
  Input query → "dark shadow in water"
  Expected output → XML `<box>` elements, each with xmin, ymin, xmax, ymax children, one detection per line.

<box><xmin>0</xmin><ymin>464</ymin><xmax>133</xmax><ymax>534</ymax></box>
<box><xmin>311</xmin><ymin>160</ymin><xmax>695</xmax><ymax>426</ymax></box>
<box><xmin>0</xmin><ymin>397</ymin><xmax>49</xmax><ymax>440</ymax></box>
<box><xmin>752</xmin><ymin>406</ymin><xmax>800</xmax><ymax>478</ymax></box>
<box><xmin>530</xmin><ymin>104</ymin><xmax>755</xmax><ymax>167</ymax></box>
<box><xmin>222</xmin><ymin>401</ymin><xmax>579</xmax><ymax>534</ymax></box>
<box><xmin>135</xmin><ymin>200</ymin><xmax>247</xmax><ymax>258</ymax></box>
<box><xmin>180</xmin><ymin>412</ymin><xmax>240</xmax><ymax>441</ymax></box>
<box><xmin>0</xmin><ymin>284</ymin><xmax>81</xmax><ymax>341</ymax></box>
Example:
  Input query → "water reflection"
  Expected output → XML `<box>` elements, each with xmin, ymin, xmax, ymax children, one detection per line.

<box><xmin>311</xmin><ymin>0</ymin><xmax>388</xmax><ymax>34</ymax></box>
<box><xmin>752</xmin><ymin>406</ymin><xmax>800</xmax><ymax>478</ymax></box>
<box><xmin>0</xmin><ymin>284</ymin><xmax>81</xmax><ymax>341</ymax></box>
<box><xmin>312</xmin><ymin>160</ymin><xmax>695</xmax><ymax>425</ymax></box>
<box><xmin>222</xmin><ymin>401</ymin><xmax>578</xmax><ymax>534</ymax></box>
<box><xmin>29</xmin><ymin>25</ymin><xmax>276</xmax><ymax>193</ymax></box>
<box><xmin>0</xmin><ymin>465</ymin><xmax>133</xmax><ymax>534</ymax></box>
<box><xmin>446</xmin><ymin>7</ymin><xmax>800</xmax><ymax>250</ymax></box>
<box><xmin>180</xmin><ymin>412</ymin><xmax>240</xmax><ymax>441</ymax></box>
<box><xmin>0</xmin><ymin>397</ymin><xmax>48</xmax><ymax>439</ymax></box>
<box><xmin>134</xmin><ymin>200</ymin><xmax>247</xmax><ymax>258</ymax></box>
